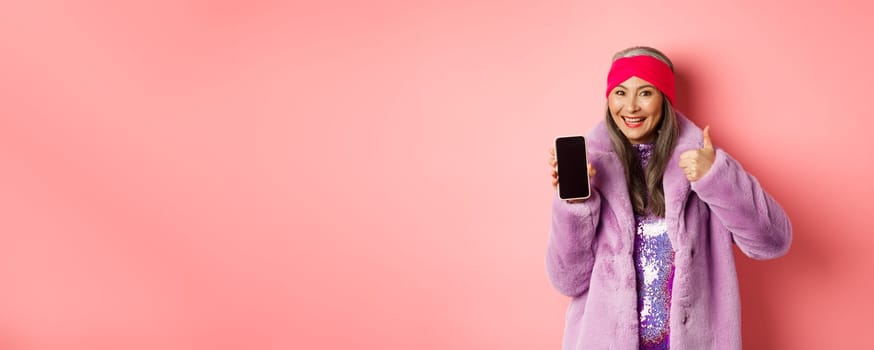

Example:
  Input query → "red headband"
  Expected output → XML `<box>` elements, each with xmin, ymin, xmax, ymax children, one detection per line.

<box><xmin>606</xmin><ymin>55</ymin><xmax>675</xmax><ymax>105</ymax></box>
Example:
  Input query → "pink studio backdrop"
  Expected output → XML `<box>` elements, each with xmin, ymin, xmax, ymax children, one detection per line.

<box><xmin>1</xmin><ymin>0</ymin><xmax>872</xmax><ymax>349</ymax></box>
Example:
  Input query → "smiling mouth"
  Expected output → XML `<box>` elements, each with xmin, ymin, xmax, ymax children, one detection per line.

<box><xmin>622</xmin><ymin>116</ymin><xmax>647</xmax><ymax>128</ymax></box>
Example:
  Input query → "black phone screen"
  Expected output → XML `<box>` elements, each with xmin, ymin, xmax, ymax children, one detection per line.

<box><xmin>555</xmin><ymin>136</ymin><xmax>590</xmax><ymax>199</ymax></box>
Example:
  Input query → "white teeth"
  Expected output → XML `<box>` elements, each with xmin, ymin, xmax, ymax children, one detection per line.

<box><xmin>624</xmin><ymin>116</ymin><xmax>645</xmax><ymax>123</ymax></box>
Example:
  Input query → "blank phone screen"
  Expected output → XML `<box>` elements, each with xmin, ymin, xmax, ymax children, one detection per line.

<box><xmin>555</xmin><ymin>136</ymin><xmax>590</xmax><ymax>199</ymax></box>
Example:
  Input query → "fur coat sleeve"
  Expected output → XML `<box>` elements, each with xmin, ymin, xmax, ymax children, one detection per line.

<box><xmin>545</xmin><ymin>189</ymin><xmax>601</xmax><ymax>297</ymax></box>
<box><xmin>691</xmin><ymin>149</ymin><xmax>792</xmax><ymax>259</ymax></box>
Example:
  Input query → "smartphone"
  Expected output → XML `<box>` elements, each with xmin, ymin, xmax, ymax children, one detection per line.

<box><xmin>555</xmin><ymin>136</ymin><xmax>590</xmax><ymax>200</ymax></box>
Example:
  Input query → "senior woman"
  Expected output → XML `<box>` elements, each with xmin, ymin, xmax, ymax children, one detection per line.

<box><xmin>546</xmin><ymin>46</ymin><xmax>792</xmax><ymax>349</ymax></box>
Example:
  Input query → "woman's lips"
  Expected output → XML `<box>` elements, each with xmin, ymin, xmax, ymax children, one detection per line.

<box><xmin>622</xmin><ymin>116</ymin><xmax>646</xmax><ymax>128</ymax></box>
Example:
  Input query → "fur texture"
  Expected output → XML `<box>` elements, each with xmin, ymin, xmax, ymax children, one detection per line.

<box><xmin>546</xmin><ymin>112</ymin><xmax>792</xmax><ymax>349</ymax></box>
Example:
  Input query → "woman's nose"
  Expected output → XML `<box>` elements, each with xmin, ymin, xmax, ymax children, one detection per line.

<box><xmin>626</xmin><ymin>96</ymin><xmax>641</xmax><ymax>112</ymax></box>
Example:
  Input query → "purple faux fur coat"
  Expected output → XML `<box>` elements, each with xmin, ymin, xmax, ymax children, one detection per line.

<box><xmin>546</xmin><ymin>112</ymin><xmax>792</xmax><ymax>349</ymax></box>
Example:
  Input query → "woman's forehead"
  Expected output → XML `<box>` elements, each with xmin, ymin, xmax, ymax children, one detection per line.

<box><xmin>616</xmin><ymin>76</ymin><xmax>655</xmax><ymax>88</ymax></box>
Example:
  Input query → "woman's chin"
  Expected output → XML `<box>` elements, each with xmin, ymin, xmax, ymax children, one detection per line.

<box><xmin>622</xmin><ymin>130</ymin><xmax>655</xmax><ymax>144</ymax></box>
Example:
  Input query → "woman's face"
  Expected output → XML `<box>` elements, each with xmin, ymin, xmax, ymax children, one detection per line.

<box><xmin>608</xmin><ymin>76</ymin><xmax>664</xmax><ymax>144</ymax></box>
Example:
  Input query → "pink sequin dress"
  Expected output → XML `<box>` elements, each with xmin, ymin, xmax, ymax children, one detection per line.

<box><xmin>633</xmin><ymin>143</ymin><xmax>676</xmax><ymax>350</ymax></box>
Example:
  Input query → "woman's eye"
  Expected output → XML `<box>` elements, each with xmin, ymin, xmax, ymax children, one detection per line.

<box><xmin>640</xmin><ymin>90</ymin><xmax>652</xmax><ymax>96</ymax></box>
<box><xmin>615</xmin><ymin>90</ymin><xmax>625</xmax><ymax>96</ymax></box>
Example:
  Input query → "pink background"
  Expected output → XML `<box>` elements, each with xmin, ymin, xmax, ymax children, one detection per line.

<box><xmin>1</xmin><ymin>0</ymin><xmax>872</xmax><ymax>349</ymax></box>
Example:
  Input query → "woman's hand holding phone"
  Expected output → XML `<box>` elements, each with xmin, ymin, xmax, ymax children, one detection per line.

<box><xmin>548</xmin><ymin>147</ymin><xmax>596</xmax><ymax>203</ymax></box>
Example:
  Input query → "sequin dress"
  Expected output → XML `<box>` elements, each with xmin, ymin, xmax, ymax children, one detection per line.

<box><xmin>632</xmin><ymin>143</ymin><xmax>676</xmax><ymax>350</ymax></box>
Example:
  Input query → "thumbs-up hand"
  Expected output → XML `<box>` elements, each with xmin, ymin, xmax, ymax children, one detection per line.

<box><xmin>679</xmin><ymin>125</ymin><xmax>716</xmax><ymax>182</ymax></box>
